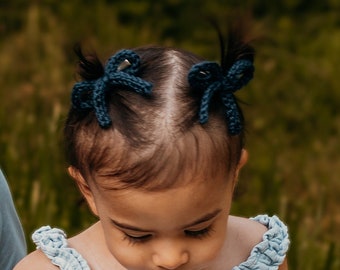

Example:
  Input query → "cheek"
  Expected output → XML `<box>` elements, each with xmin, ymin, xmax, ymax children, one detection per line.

<box><xmin>191</xmin><ymin>216</ymin><xmax>228</xmax><ymax>264</ymax></box>
<box><xmin>101</xmin><ymin>223</ymin><xmax>148</xmax><ymax>269</ymax></box>
<box><xmin>195</xmin><ymin>231</ymin><xmax>226</xmax><ymax>263</ymax></box>
<box><xmin>111</xmin><ymin>248</ymin><xmax>146</xmax><ymax>270</ymax></box>
<box><xmin>108</xmin><ymin>243</ymin><xmax>153</xmax><ymax>270</ymax></box>
<box><xmin>96</xmin><ymin>208</ymin><xmax>148</xmax><ymax>269</ymax></box>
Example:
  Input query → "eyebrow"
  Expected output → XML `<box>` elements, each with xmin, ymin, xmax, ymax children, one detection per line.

<box><xmin>110</xmin><ymin>208</ymin><xmax>222</xmax><ymax>233</ymax></box>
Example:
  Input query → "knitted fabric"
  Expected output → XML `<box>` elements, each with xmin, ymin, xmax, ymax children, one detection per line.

<box><xmin>33</xmin><ymin>226</ymin><xmax>90</xmax><ymax>270</ymax></box>
<box><xmin>188</xmin><ymin>59</ymin><xmax>254</xmax><ymax>135</ymax></box>
<box><xmin>71</xmin><ymin>49</ymin><xmax>153</xmax><ymax>128</ymax></box>
<box><xmin>233</xmin><ymin>215</ymin><xmax>290</xmax><ymax>270</ymax></box>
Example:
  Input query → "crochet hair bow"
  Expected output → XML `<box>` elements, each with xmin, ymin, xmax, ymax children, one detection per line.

<box><xmin>188</xmin><ymin>59</ymin><xmax>254</xmax><ymax>135</ymax></box>
<box><xmin>71</xmin><ymin>49</ymin><xmax>153</xmax><ymax>128</ymax></box>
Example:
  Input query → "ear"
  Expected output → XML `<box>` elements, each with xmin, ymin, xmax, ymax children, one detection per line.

<box><xmin>238</xmin><ymin>149</ymin><xmax>248</xmax><ymax>170</ymax></box>
<box><xmin>68</xmin><ymin>166</ymin><xmax>99</xmax><ymax>216</ymax></box>
<box><xmin>233</xmin><ymin>149</ymin><xmax>248</xmax><ymax>185</ymax></box>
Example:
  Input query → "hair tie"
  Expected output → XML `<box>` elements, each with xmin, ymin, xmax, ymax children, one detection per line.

<box><xmin>71</xmin><ymin>49</ymin><xmax>153</xmax><ymax>128</ymax></box>
<box><xmin>188</xmin><ymin>59</ymin><xmax>254</xmax><ymax>135</ymax></box>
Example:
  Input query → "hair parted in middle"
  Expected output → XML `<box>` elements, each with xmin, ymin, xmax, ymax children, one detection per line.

<box><xmin>64</xmin><ymin>23</ymin><xmax>255</xmax><ymax>191</ymax></box>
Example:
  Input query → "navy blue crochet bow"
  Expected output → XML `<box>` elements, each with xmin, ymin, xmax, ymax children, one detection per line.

<box><xmin>188</xmin><ymin>59</ymin><xmax>254</xmax><ymax>135</ymax></box>
<box><xmin>71</xmin><ymin>49</ymin><xmax>153</xmax><ymax>128</ymax></box>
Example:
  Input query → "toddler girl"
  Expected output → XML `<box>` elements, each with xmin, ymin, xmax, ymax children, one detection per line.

<box><xmin>15</xmin><ymin>25</ymin><xmax>289</xmax><ymax>270</ymax></box>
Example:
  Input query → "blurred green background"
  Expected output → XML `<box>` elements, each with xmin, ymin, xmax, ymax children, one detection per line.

<box><xmin>0</xmin><ymin>0</ymin><xmax>339</xmax><ymax>269</ymax></box>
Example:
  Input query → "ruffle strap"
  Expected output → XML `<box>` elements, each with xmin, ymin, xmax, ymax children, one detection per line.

<box><xmin>32</xmin><ymin>226</ymin><xmax>90</xmax><ymax>270</ymax></box>
<box><xmin>233</xmin><ymin>215</ymin><xmax>290</xmax><ymax>270</ymax></box>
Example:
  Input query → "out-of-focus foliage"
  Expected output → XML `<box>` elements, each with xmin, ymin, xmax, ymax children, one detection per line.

<box><xmin>0</xmin><ymin>1</ymin><xmax>339</xmax><ymax>269</ymax></box>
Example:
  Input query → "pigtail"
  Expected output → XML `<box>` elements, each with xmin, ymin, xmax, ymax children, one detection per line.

<box><xmin>74</xmin><ymin>44</ymin><xmax>104</xmax><ymax>80</ymax></box>
<box><xmin>211</xmin><ymin>20</ymin><xmax>255</xmax><ymax>71</ymax></box>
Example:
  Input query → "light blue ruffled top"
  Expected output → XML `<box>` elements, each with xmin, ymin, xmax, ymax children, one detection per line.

<box><xmin>32</xmin><ymin>215</ymin><xmax>289</xmax><ymax>270</ymax></box>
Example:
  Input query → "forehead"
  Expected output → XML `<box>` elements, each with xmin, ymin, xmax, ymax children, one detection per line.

<box><xmin>96</xmin><ymin>175</ymin><xmax>233</xmax><ymax>229</ymax></box>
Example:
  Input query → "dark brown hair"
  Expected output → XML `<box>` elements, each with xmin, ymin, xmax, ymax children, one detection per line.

<box><xmin>64</xmin><ymin>28</ymin><xmax>254</xmax><ymax>191</ymax></box>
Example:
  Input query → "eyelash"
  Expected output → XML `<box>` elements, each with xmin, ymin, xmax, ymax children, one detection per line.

<box><xmin>123</xmin><ymin>226</ymin><xmax>214</xmax><ymax>245</ymax></box>
<box><xmin>123</xmin><ymin>233</ymin><xmax>152</xmax><ymax>245</ymax></box>
<box><xmin>185</xmin><ymin>226</ymin><xmax>213</xmax><ymax>239</ymax></box>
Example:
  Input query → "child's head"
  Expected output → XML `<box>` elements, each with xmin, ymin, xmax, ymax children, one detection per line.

<box><xmin>64</xmin><ymin>37</ymin><xmax>254</xmax><ymax>191</ymax></box>
<box><xmin>64</xmin><ymin>26</ymin><xmax>254</xmax><ymax>269</ymax></box>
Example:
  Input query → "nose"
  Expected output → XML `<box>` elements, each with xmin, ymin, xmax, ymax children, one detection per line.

<box><xmin>152</xmin><ymin>242</ymin><xmax>189</xmax><ymax>269</ymax></box>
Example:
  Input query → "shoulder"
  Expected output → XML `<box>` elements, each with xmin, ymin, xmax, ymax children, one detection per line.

<box><xmin>228</xmin><ymin>215</ymin><xmax>290</xmax><ymax>244</ymax></box>
<box><xmin>228</xmin><ymin>215</ymin><xmax>268</xmax><ymax>252</ymax></box>
<box><xmin>228</xmin><ymin>215</ymin><xmax>290</xmax><ymax>269</ymax></box>
<box><xmin>14</xmin><ymin>250</ymin><xmax>60</xmax><ymax>270</ymax></box>
<box><xmin>222</xmin><ymin>215</ymin><xmax>267</xmax><ymax>266</ymax></box>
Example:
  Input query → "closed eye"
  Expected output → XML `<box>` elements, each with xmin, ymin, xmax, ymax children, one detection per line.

<box><xmin>185</xmin><ymin>226</ymin><xmax>213</xmax><ymax>239</ymax></box>
<box><xmin>124</xmin><ymin>233</ymin><xmax>152</xmax><ymax>244</ymax></box>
